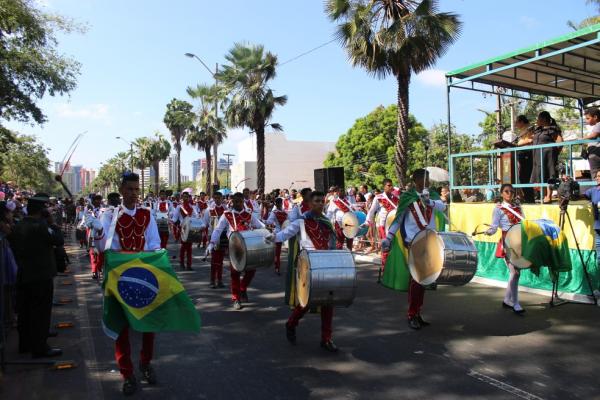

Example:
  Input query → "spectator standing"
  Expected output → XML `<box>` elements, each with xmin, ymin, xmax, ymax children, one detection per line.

<box><xmin>530</xmin><ymin>111</ymin><xmax>563</xmax><ymax>203</ymax></box>
<box><xmin>584</xmin><ymin>108</ymin><xmax>600</xmax><ymax>179</ymax></box>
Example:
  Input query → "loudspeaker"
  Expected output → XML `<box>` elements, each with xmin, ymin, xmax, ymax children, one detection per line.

<box><xmin>314</xmin><ymin>167</ymin><xmax>345</xmax><ymax>192</ymax></box>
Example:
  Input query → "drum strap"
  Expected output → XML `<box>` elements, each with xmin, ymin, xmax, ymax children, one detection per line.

<box><xmin>409</xmin><ymin>202</ymin><xmax>429</xmax><ymax>230</ymax></box>
<box><xmin>500</xmin><ymin>204</ymin><xmax>524</xmax><ymax>221</ymax></box>
<box><xmin>104</xmin><ymin>206</ymin><xmax>123</xmax><ymax>252</ymax></box>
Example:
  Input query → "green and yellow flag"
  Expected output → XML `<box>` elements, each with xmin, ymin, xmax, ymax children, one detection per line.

<box><xmin>521</xmin><ymin>219</ymin><xmax>572</xmax><ymax>279</ymax></box>
<box><xmin>382</xmin><ymin>189</ymin><xmax>445</xmax><ymax>291</ymax></box>
<box><xmin>102</xmin><ymin>250</ymin><xmax>201</xmax><ymax>339</ymax></box>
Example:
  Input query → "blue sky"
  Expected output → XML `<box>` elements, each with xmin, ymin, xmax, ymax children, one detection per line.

<box><xmin>7</xmin><ymin>0</ymin><xmax>595</xmax><ymax>177</ymax></box>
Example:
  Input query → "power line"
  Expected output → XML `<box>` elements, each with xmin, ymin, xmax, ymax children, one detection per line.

<box><xmin>280</xmin><ymin>38</ymin><xmax>338</xmax><ymax>66</ymax></box>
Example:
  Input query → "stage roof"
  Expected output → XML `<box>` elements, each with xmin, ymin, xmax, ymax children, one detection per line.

<box><xmin>446</xmin><ymin>24</ymin><xmax>600</xmax><ymax>105</ymax></box>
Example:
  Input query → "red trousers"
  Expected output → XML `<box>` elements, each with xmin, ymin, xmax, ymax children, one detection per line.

<box><xmin>287</xmin><ymin>305</ymin><xmax>333</xmax><ymax>341</ymax></box>
<box><xmin>211</xmin><ymin>249</ymin><xmax>224</xmax><ymax>283</ymax></box>
<box><xmin>159</xmin><ymin>231</ymin><xmax>169</xmax><ymax>249</ymax></box>
<box><xmin>90</xmin><ymin>250</ymin><xmax>104</xmax><ymax>273</ymax></box>
<box><xmin>200</xmin><ymin>228</ymin><xmax>208</xmax><ymax>247</ymax></box>
<box><xmin>407</xmin><ymin>277</ymin><xmax>425</xmax><ymax>318</ymax></box>
<box><xmin>230</xmin><ymin>268</ymin><xmax>255</xmax><ymax>301</ymax></box>
<box><xmin>115</xmin><ymin>328</ymin><xmax>154</xmax><ymax>379</ymax></box>
<box><xmin>179</xmin><ymin>242</ymin><xmax>192</xmax><ymax>266</ymax></box>
<box><xmin>274</xmin><ymin>242</ymin><xmax>282</xmax><ymax>271</ymax></box>
<box><xmin>172</xmin><ymin>224</ymin><xmax>181</xmax><ymax>242</ymax></box>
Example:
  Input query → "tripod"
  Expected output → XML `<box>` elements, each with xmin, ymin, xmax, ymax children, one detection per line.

<box><xmin>550</xmin><ymin>199</ymin><xmax>598</xmax><ymax>307</ymax></box>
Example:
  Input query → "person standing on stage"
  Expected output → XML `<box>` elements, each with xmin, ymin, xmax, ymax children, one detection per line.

<box><xmin>207</xmin><ymin>192</ymin><xmax>265</xmax><ymax>310</ymax></box>
<box><xmin>584</xmin><ymin>108</ymin><xmax>600</xmax><ymax>179</ymax></box>
<box><xmin>202</xmin><ymin>191</ymin><xmax>228</xmax><ymax>288</ymax></box>
<box><xmin>10</xmin><ymin>193</ymin><xmax>63</xmax><ymax>358</ymax></box>
<box><xmin>153</xmin><ymin>190</ymin><xmax>172</xmax><ymax>249</ymax></box>
<box><xmin>366</xmin><ymin>179</ymin><xmax>399</xmax><ymax>266</ymax></box>
<box><xmin>382</xmin><ymin>169</ymin><xmax>446</xmax><ymax>330</ymax></box>
<box><xmin>171</xmin><ymin>191</ymin><xmax>198</xmax><ymax>270</ymax></box>
<box><xmin>326</xmin><ymin>186</ymin><xmax>354</xmax><ymax>251</ymax></box>
<box><xmin>485</xmin><ymin>183</ymin><xmax>526</xmax><ymax>314</ymax></box>
<box><xmin>93</xmin><ymin>172</ymin><xmax>161</xmax><ymax>395</ymax></box>
<box><xmin>515</xmin><ymin>115</ymin><xmax>535</xmax><ymax>203</ymax></box>
<box><xmin>268</xmin><ymin>191</ymin><xmax>339</xmax><ymax>352</ymax></box>
<box><xmin>266</xmin><ymin>197</ymin><xmax>288</xmax><ymax>274</ymax></box>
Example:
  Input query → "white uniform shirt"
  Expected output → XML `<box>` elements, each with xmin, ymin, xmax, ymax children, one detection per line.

<box><xmin>266</xmin><ymin>208</ymin><xmax>288</xmax><ymax>233</ymax></box>
<box><xmin>387</xmin><ymin>196</ymin><xmax>446</xmax><ymax>243</ymax></box>
<box><xmin>288</xmin><ymin>202</ymin><xmax>310</xmax><ymax>222</ymax></box>
<box><xmin>171</xmin><ymin>203</ymin><xmax>199</xmax><ymax>224</ymax></box>
<box><xmin>326</xmin><ymin>197</ymin><xmax>352</xmax><ymax>226</ymax></box>
<box><xmin>97</xmin><ymin>205</ymin><xmax>161</xmax><ymax>251</ymax></box>
<box><xmin>153</xmin><ymin>200</ymin><xmax>173</xmax><ymax>214</ymax></box>
<box><xmin>367</xmin><ymin>193</ymin><xmax>398</xmax><ymax>227</ymax></box>
<box><xmin>210</xmin><ymin>209</ymin><xmax>265</xmax><ymax>243</ymax></box>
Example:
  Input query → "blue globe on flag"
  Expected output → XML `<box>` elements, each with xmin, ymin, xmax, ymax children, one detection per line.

<box><xmin>117</xmin><ymin>267</ymin><xmax>160</xmax><ymax>308</ymax></box>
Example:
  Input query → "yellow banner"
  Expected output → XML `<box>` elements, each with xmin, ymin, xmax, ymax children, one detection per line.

<box><xmin>449</xmin><ymin>202</ymin><xmax>596</xmax><ymax>251</ymax></box>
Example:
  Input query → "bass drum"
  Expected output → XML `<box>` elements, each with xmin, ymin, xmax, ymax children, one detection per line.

<box><xmin>408</xmin><ymin>229</ymin><xmax>478</xmax><ymax>286</ymax></box>
<box><xmin>385</xmin><ymin>209</ymin><xmax>397</xmax><ymax>232</ymax></box>
<box><xmin>229</xmin><ymin>229</ymin><xmax>275</xmax><ymax>272</ymax></box>
<box><xmin>296</xmin><ymin>249</ymin><xmax>356</xmax><ymax>308</ymax></box>
<box><xmin>341</xmin><ymin>211</ymin><xmax>359</xmax><ymax>239</ymax></box>
<box><xmin>156</xmin><ymin>211</ymin><xmax>170</xmax><ymax>233</ymax></box>
<box><xmin>181</xmin><ymin>217</ymin><xmax>205</xmax><ymax>243</ymax></box>
<box><xmin>504</xmin><ymin>223</ymin><xmax>532</xmax><ymax>269</ymax></box>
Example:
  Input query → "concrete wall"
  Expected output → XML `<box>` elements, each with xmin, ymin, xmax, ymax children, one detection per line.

<box><xmin>230</xmin><ymin>161</ymin><xmax>257</xmax><ymax>191</ymax></box>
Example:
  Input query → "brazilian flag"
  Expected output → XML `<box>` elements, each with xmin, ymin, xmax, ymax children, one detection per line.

<box><xmin>521</xmin><ymin>219</ymin><xmax>572</xmax><ymax>279</ymax></box>
<box><xmin>382</xmin><ymin>189</ymin><xmax>445</xmax><ymax>291</ymax></box>
<box><xmin>102</xmin><ymin>250</ymin><xmax>201</xmax><ymax>339</ymax></box>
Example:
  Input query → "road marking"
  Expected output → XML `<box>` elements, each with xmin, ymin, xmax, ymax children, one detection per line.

<box><xmin>468</xmin><ymin>370</ymin><xmax>545</xmax><ymax>400</ymax></box>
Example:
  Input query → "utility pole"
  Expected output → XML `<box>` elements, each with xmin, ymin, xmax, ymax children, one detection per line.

<box><xmin>223</xmin><ymin>153</ymin><xmax>234</xmax><ymax>189</ymax></box>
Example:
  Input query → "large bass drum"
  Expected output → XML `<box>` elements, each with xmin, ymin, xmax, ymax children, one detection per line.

<box><xmin>408</xmin><ymin>229</ymin><xmax>477</xmax><ymax>286</ymax></box>
<box><xmin>504</xmin><ymin>223</ymin><xmax>533</xmax><ymax>269</ymax></box>
<box><xmin>181</xmin><ymin>217</ymin><xmax>205</xmax><ymax>243</ymax></box>
<box><xmin>156</xmin><ymin>211</ymin><xmax>170</xmax><ymax>233</ymax></box>
<box><xmin>229</xmin><ymin>229</ymin><xmax>275</xmax><ymax>272</ymax></box>
<box><xmin>296</xmin><ymin>249</ymin><xmax>356</xmax><ymax>308</ymax></box>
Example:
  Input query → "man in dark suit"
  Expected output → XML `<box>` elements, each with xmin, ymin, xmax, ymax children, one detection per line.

<box><xmin>10</xmin><ymin>193</ymin><xmax>63</xmax><ymax>358</ymax></box>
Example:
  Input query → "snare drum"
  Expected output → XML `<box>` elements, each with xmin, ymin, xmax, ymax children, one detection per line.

<box><xmin>229</xmin><ymin>229</ymin><xmax>275</xmax><ymax>272</ymax></box>
<box><xmin>156</xmin><ymin>211</ymin><xmax>169</xmax><ymax>233</ymax></box>
<box><xmin>408</xmin><ymin>229</ymin><xmax>478</xmax><ymax>286</ymax></box>
<box><xmin>181</xmin><ymin>217</ymin><xmax>205</xmax><ymax>243</ymax></box>
<box><xmin>503</xmin><ymin>223</ymin><xmax>532</xmax><ymax>269</ymax></box>
<box><xmin>296</xmin><ymin>249</ymin><xmax>357</xmax><ymax>308</ymax></box>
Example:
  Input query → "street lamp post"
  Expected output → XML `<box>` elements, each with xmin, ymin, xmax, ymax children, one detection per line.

<box><xmin>116</xmin><ymin>136</ymin><xmax>134</xmax><ymax>171</ymax></box>
<box><xmin>185</xmin><ymin>53</ymin><xmax>221</xmax><ymax>191</ymax></box>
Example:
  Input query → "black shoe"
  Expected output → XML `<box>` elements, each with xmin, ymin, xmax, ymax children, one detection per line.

<box><xmin>122</xmin><ymin>376</ymin><xmax>137</xmax><ymax>396</ymax></box>
<box><xmin>209</xmin><ymin>281</ymin><xmax>216</xmax><ymax>289</ymax></box>
<box><xmin>139</xmin><ymin>362</ymin><xmax>157</xmax><ymax>384</ymax></box>
<box><xmin>285</xmin><ymin>322</ymin><xmax>296</xmax><ymax>344</ymax></box>
<box><xmin>187</xmin><ymin>265</ymin><xmax>193</xmax><ymax>271</ymax></box>
<box><xmin>320</xmin><ymin>340</ymin><xmax>339</xmax><ymax>353</ymax></box>
<box><xmin>233</xmin><ymin>300</ymin><xmax>243</xmax><ymax>310</ymax></box>
<box><xmin>502</xmin><ymin>301</ymin><xmax>514</xmax><ymax>310</ymax></box>
<box><xmin>32</xmin><ymin>347</ymin><xmax>63</xmax><ymax>358</ymax></box>
<box><xmin>240</xmin><ymin>291</ymin><xmax>249</xmax><ymax>303</ymax></box>
<box><xmin>417</xmin><ymin>315</ymin><xmax>430</xmax><ymax>327</ymax></box>
<box><xmin>408</xmin><ymin>316</ymin><xmax>422</xmax><ymax>330</ymax></box>
<box><xmin>217</xmin><ymin>281</ymin><xmax>225</xmax><ymax>288</ymax></box>
<box><xmin>92</xmin><ymin>272</ymin><xmax>98</xmax><ymax>280</ymax></box>
<box><xmin>47</xmin><ymin>330</ymin><xmax>58</xmax><ymax>338</ymax></box>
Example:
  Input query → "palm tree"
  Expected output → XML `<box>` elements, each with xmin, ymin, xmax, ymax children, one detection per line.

<box><xmin>217</xmin><ymin>43</ymin><xmax>287</xmax><ymax>193</ymax></box>
<box><xmin>147</xmin><ymin>133</ymin><xmax>172</xmax><ymax>194</ymax></box>
<box><xmin>187</xmin><ymin>83</ymin><xmax>227</xmax><ymax>194</ymax></box>
<box><xmin>163</xmin><ymin>98</ymin><xmax>195</xmax><ymax>192</ymax></box>
<box><xmin>326</xmin><ymin>0</ymin><xmax>461</xmax><ymax>185</ymax></box>
<box><xmin>133</xmin><ymin>137</ymin><xmax>152</xmax><ymax>198</ymax></box>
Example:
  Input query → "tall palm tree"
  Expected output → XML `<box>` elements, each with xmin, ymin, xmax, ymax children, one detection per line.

<box><xmin>327</xmin><ymin>0</ymin><xmax>461</xmax><ymax>185</ymax></box>
<box><xmin>147</xmin><ymin>133</ymin><xmax>172</xmax><ymax>194</ymax></box>
<box><xmin>163</xmin><ymin>98</ymin><xmax>194</xmax><ymax>192</ymax></box>
<box><xmin>133</xmin><ymin>137</ymin><xmax>152</xmax><ymax>198</ymax></box>
<box><xmin>187</xmin><ymin>83</ymin><xmax>227</xmax><ymax>194</ymax></box>
<box><xmin>217</xmin><ymin>43</ymin><xmax>287</xmax><ymax>193</ymax></box>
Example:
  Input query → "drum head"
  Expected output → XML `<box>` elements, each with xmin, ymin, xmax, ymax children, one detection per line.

<box><xmin>504</xmin><ymin>224</ymin><xmax>532</xmax><ymax>269</ymax></box>
<box><xmin>408</xmin><ymin>229</ymin><xmax>444</xmax><ymax>285</ymax></box>
<box><xmin>229</xmin><ymin>232</ymin><xmax>247</xmax><ymax>272</ymax></box>
<box><xmin>296</xmin><ymin>250</ymin><xmax>311</xmax><ymax>307</ymax></box>
<box><xmin>342</xmin><ymin>212</ymin><xmax>359</xmax><ymax>239</ymax></box>
<box><xmin>385</xmin><ymin>209</ymin><xmax>397</xmax><ymax>231</ymax></box>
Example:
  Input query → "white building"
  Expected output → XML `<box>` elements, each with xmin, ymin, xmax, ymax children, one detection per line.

<box><xmin>230</xmin><ymin>133</ymin><xmax>335</xmax><ymax>191</ymax></box>
<box><xmin>158</xmin><ymin>153</ymin><xmax>179</xmax><ymax>186</ymax></box>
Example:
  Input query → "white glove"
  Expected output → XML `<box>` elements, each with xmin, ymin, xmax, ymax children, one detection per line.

<box><xmin>381</xmin><ymin>237</ymin><xmax>391</xmax><ymax>252</ymax></box>
<box><xmin>205</xmin><ymin>243</ymin><xmax>215</xmax><ymax>257</ymax></box>
<box><xmin>264</xmin><ymin>233</ymin><xmax>275</xmax><ymax>244</ymax></box>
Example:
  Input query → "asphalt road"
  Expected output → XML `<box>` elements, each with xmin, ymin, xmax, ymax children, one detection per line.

<box><xmin>2</xmin><ymin>236</ymin><xmax>600</xmax><ymax>400</ymax></box>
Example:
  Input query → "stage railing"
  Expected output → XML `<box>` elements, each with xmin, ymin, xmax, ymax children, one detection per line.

<box><xmin>449</xmin><ymin>138</ymin><xmax>598</xmax><ymax>196</ymax></box>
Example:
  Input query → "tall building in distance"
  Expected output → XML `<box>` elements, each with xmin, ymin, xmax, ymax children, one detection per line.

<box><xmin>158</xmin><ymin>153</ymin><xmax>179</xmax><ymax>187</ymax></box>
<box><xmin>192</xmin><ymin>159</ymin><xmax>202</xmax><ymax>182</ymax></box>
<box><xmin>79</xmin><ymin>168</ymin><xmax>97</xmax><ymax>193</ymax></box>
<box><xmin>192</xmin><ymin>158</ymin><xmax>231</xmax><ymax>185</ymax></box>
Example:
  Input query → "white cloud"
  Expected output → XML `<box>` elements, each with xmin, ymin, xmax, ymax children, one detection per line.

<box><xmin>519</xmin><ymin>16</ymin><xmax>540</xmax><ymax>29</ymax></box>
<box><xmin>415</xmin><ymin>69</ymin><xmax>447</xmax><ymax>87</ymax></box>
<box><xmin>54</xmin><ymin>103</ymin><xmax>110</xmax><ymax>122</ymax></box>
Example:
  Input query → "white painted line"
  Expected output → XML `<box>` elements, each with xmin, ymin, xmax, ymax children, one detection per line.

<box><xmin>468</xmin><ymin>370</ymin><xmax>545</xmax><ymax>400</ymax></box>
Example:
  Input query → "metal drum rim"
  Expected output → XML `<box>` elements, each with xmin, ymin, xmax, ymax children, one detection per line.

<box><xmin>229</xmin><ymin>231</ymin><xmax>248</xmax><ymax>272</ymax></box>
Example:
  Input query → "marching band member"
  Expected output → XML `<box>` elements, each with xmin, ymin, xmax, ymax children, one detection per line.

<box><xmin>93</xmin><ymin>172</ymin><xmax>161</xmax><ymax>396</ymax></box>
<box><xmin>153</xmin><ymin>190</ymin><xmax>172</xmax><ymax>249</ymax></box>
<box><xmin>196</xmin><ymin>192</ymin><xmax>209</xmax><ymax>248</ymax></box>
<box><xmin>382</xmin><ymin>169</ymin><xmax>446</xmax><ymax>330</ymax></box>
<box><xmin>207</xmin><ymin>192</ymin><xmax>265</xmax><ymax>310</ymax></box>
<box><xmin>266</xmin><ymin>197</ymin><xmax>288</xmax><ymax>274</ymax></box>
<box><xmin>171</xmin><ymin>192</ymin><xmax>198</xmax><ymax>270</ymax></box>
<box><xmin>75</xmin><ymin>197</ymin><xmax>87</xmax><ymax>248</ymax></box>
<box><xmin>326</xmin><ymin>186</ymin><xmax>354</xmax><ymax>251</ymax></box>
<box><xmin>202</xmin><ymin>191</ymin><xmax>228</xmax><ymax>288</ymax></box>
<box><xmin>288</xmin><ymin>188</ymin><xmax>312</xmax><ymax>222</ymax></box>
<box><xmin>171</xmin><ymin>193</ymin><xmax>181</xmax><ymax>242</ymax></box>
<box><xmin>242</xmin><ymin>188</ymin><xmax>257</xmax><ymax>213</ymax></box>
<box><xmin>88</xmin><ymin>194</ymin><xmax>104</xmax><ymax>280</ymax></box>
<box><xmin>268</xmin><ymin>191</ymin><xmax>339</xmax><ymax>352</ymax></box>
<box><xmin>366</xmin><ymin>178</ymin><xmax>398</xmax><ymax>267</ymax></box>
<box><xmin>485</xmin><ymin>183</ymin><xmax>526</xmax><ymax>314</ymax></box>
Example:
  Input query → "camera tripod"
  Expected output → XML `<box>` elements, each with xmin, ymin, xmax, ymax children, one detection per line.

<box><xmin>550</xmin><ymin>198</ymin><xmax>598</xmax><ymax>307</ymax></box>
